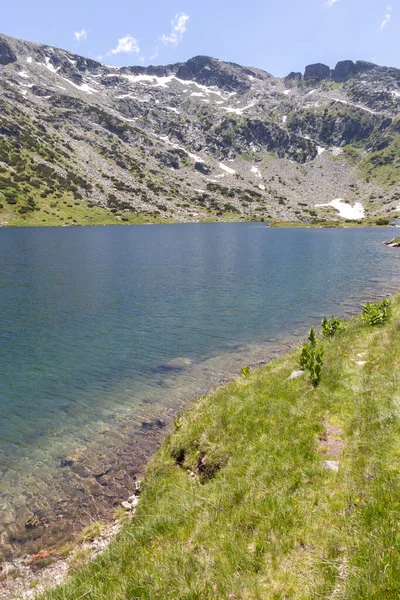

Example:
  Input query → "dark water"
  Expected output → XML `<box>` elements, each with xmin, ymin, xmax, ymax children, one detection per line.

<box><xmin>0</xmin><ymin>224</ymin><xmax>399</xmax><ymax>555</ymax></box>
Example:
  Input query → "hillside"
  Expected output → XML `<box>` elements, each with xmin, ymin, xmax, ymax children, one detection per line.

<box><xmin>0</xmin><ymin>33</ymin><xmax>400</xmax><ymax>225</ymax></box>
<box><xmin>19</xmin><ymin>293</ymin><xmax>398</xmax><ymax>599</ymax></box>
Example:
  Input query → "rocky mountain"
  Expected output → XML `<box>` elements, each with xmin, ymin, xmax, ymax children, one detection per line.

<box><xmin>0</xmin><ymin>33</ymin><xmax>400</xmax><ymax>226</ymax></box>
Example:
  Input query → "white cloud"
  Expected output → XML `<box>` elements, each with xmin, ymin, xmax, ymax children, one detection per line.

<box><xmin>161</xmin><ymin>13</ymin><xmax>190</xmax><ymax>46</ymax></box>
<box><xmin>110</xmin><ymin>35</ymin><xmax>140</xmax><ymax>55</ymax></box>
<box><xmin>150</xmin><ymin>49</ymin><xmax>159</xmax><ymax>61</ymax></box>
<box><xmin>325</xmin><ymin>0</ymin><xmax>340</xmax><ymax>6</ymax></box>
<box><xmin>74</xmin><ymin>28</ymin><xmax>88</xmax><ymax>42</ymax></box>
<box><xmin>380</xmin><ymin>5</ymin><xmax>392</xmax><ymax>29</ymax></box>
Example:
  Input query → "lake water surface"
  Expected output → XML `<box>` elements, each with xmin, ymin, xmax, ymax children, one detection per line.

<box><xmin>0</xmin><ymin>224</ymin><xmax>399</xmax><ymax>557</ymax></box>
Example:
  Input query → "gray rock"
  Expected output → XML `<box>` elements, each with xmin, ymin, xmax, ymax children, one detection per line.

<box><xmin>289</xmin><ymin>370</ymin><xmax>304</xmax><ymax>380</ymax></box>
<box><xmin>323</xmin><ymin>460</ymin><xmax>339</xmax><ymax>472</ymax></box>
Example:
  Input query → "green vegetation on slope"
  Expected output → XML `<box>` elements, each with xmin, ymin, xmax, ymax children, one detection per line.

<box><xmin>40</xmin><ymin>295</ymin><xmax>400</xmax><ymax>599</ymax></box>
<box><xmin>360</xmin><ymin>134</ymin><xmax>400</xmax><ymax>189</ymax></box>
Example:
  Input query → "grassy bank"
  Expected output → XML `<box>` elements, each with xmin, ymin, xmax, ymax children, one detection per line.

<box><xmin>39</xmin><ymin>295</ymin><xmax>400</xmax><ymax>600</ymax></box>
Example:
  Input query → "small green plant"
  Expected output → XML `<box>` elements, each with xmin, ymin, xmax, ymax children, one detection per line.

<box><xmin>299</xmin><ymin>328</ymin><xmax>324</xmax><ymax>387</ymax></box>
<box><xmin>321</xmin><ymin>316</ymin><xmax>346</xmax><ymax>337</ymax></box>
<box><xmin>241</xmin><ymin>366</ymin><xmax>251</xmax><ymax>378</ymax></box>
<box><xmin>174</xmin><ymin>418</ymin><xmax>183</xmax><ymax>431</ymax></box>
<box><xmin>362</xmin><ymin>299</ymin><xmax>390</xmax><ymax>326</ymax></box>
<box><xmin>78</xmin><ymin>522</ymin><xmax>105</xmax><ymax>544</ymax></box>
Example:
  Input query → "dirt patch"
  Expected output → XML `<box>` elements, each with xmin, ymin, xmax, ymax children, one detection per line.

<box><xmin>318</xmin><ymin>421</ymin><xmax>345</xmax><ymax>459</ymax></box>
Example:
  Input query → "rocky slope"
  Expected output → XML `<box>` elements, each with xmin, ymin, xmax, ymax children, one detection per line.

<box><xmin>0</xmin><ymin>33</ymin><xmax>400</xmax><ymax>225</ymax></box>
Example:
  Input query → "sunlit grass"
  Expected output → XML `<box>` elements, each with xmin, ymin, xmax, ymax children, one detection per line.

<box><xmin>40</xmin><ymin>295</ymin><xmax>400</xmax><ymax>599</ymax></box>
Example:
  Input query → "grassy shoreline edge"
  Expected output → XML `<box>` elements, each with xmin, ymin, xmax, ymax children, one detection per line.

<box><xmin>7</xmin><ymin>293</ymin><xmax>400</xmax><ymax>599</ymax></box>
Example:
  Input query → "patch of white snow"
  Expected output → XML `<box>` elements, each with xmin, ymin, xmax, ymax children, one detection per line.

<box><xmin>251</xmin><ymin>165</ymin><xmax>262</xmax><ymax>179</ymax></box>
<box><xmin>44</xmin><ymin>57</ymin><xmax>61</xmax><ymax>74</ymax></box>
<box><xmin>61</xmin><ymin>78</ymin><xmax>99</xmax><ymax>94</ymax></box>
<box><xmin>219</xmin><ymin>163</ymin><xmax>236</xmax><ymax>175</ymax></box>
<box><xmin>165</xmin><ymin>107</ymin><xmax>181</xmax><ymax>114</ymax></box>
<box><xmin>221</xmin><ymin>103</ymin><xmax>256</xmax><ymax>115</ymax></box>
<box><xmin>316</xmin><ymin>198</ymin><xmax>365</xmax><ymax>220</ymax></box>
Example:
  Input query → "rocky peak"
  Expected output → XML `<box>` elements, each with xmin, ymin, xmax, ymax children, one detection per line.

<box><xmin>0</xmin><ymin>37</ymin><xmax>16</xmax><ymax>65</ymax></box>
<box><xmin>332</xmin><ymin>60</ymin><xmax>355</xmax><ymax>82</ymax></box>
<box><xmin>304</xmin><ymin>63</ymin><xmax>331</xmax><ymax>81</ymax></box>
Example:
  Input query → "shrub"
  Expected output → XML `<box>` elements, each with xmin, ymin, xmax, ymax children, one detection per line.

<box><xmin>299</xmin><ymin>328</ymin><xmax>324</xmax><ymax>387</ymax></box>
<box><xmin>362</xmin><ymin>299</ymin><xmax>390</xmax><ymax>326</ymax></box>
<box><xmin>321</xmin><ymin>316</ymin><xmax>346</xmax><ymax>337</ymax></box>
<box><xmin>241</xmin><ymin>366</ymin><xmax>251</xmax><ymax>378</ymax></box>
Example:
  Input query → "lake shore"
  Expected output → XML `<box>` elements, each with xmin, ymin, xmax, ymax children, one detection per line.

<box><xmin>2</xmin><ymin>290</ymin><xmax>400</xmax><ymax>599</ymax></box>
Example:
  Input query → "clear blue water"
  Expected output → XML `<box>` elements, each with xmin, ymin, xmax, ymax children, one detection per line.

<box><xmin>0</xmin><ymin>223</ymin><xmax>399</xmax><ymax>553</ymax></box>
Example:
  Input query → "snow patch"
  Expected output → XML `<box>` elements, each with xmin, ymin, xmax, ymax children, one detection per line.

<box><xmin>26</xmin><ymin>57</ymin><xmax>32</xmax><ymax>64</ymax></box>
<box><xmin>165</xmin><ymin>107</ymin><xmax>181</xmax><ymax>114</ymax></box>
<box><xmin>61</xmin><ymin>78</ymin><xmax>99</xmax><ymax>94</ymax></box>
<box><xmin>258</xmin><ymin>184</ymin><xmax>266</xmax><ymax>191</ymax></box>
<box><xmin>282</xmin><ymin>115</ymin><xmax>287</xmax><ymax>124</ymax></box>
<box><xmin>191</xmin><ymin>92</ymin><xmax>205</xmax><ymax>97</ymax></box>
<box><xmin>219</xmin><ymin>163</ymin><xmax>236</xmax><ymax>175</ymax></box>
<box><xmin>121</xmin><ymin>74</ymin><xmax>174</xmax><ymax>88</ymax></box>
<box><xmin>330</xmin><ymin>147</ymin><xmax>343</xmax><ymax>157</ymax></box>
<box><xmin>159</xmin><ymin>136</ymin><xmax>204</xmax><ymax>163</ymax></box>
<box><xmin>117</xmin><ymin>73</ymin><xmax>235</xmax><ymax>100</ymax></box>
<box><xmin>316</xmin><ymin>198</ymin><xmax>365</xmax><ymax>220</ymax></box>
<box><xmin>332</xmin><ymin>97</ymin><xmax>375</xmax><ymax>114</ymax></box>
<box><xmin>17</xmin><ymin>71</ymin><xmax>30</xmax><ymax>79</ymax></box>
<box><xmin>117</xmin><ymin>115</ymin><xmax>137</xmax><ymax>122</ymax></box>
<box><xmin>251</xmin><ymin>165</ymin><xmax>262</xmax><ymax>179</ymax></box>
<box><xmin>221</xmin><ymin>103</ymin><xmax>256</xmax><ymax>115</ymax></box>
<box><xmin>283</xmin><ymin>89</ymin><xmax>291</xmax><ymax>95</ymax></box>
<box><xmin>44</xmin><ymin>57</ymin><xmax>61</xmax><ymax>74</ymax></box>
<box><xmin>317</xmin><ymin>146</ymin><xmax>326</xmax><ymax>156</ymax></box>
<box><xmin>20</xmin><ymin>82</ymin><xmax>34</xmax><ymax>88</ymax></box>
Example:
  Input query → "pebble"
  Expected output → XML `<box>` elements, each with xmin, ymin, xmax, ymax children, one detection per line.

<box><xmin>121</xmin><ymin>501</ymin><xmax>132</xmax><ymax>510</ymax></box>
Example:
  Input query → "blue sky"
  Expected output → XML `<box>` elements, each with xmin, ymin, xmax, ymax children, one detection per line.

<box><xmin>2</xmin><ymin>0</ymin><xmax>399</xmax><ymax>75</ymax></box>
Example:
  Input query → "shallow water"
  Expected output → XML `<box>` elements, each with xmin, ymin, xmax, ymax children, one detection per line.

<box><xmin>0</xmin><ymin>224</ymin><xmax>399</xmax><ymax>557</ymax></box>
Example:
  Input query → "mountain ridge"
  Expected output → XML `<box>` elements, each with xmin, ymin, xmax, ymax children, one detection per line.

<box><xmin>0</xmin><ymin>32</ymin><xmax>399</xmax><ymax>226</ymax></box>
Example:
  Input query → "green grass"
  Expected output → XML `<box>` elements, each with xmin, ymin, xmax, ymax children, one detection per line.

<box><xmin>359</xmin><ymin>135</ymin><xmax>400</xmax><ymax>188</ymax></box>
<box><xmin>0</xmin><ymin>193</ymin><xmax>176</xmax><ymax>227</ymax></box>
<box><xmin>39</xmin><ymin>296</ymin><xmax>400</xmax><ymax>599</ymax></box>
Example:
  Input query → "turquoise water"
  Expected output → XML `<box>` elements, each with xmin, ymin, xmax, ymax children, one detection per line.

<box><xmin>0</xmin><ymin>224</ymin><xmax>399</xmax><ymax>555</ymax></box>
